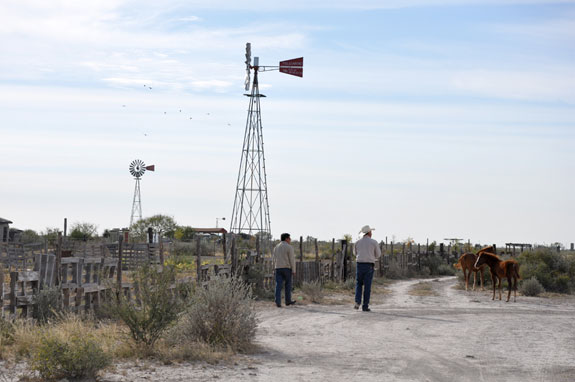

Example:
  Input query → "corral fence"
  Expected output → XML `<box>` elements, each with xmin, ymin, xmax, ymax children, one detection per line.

<box><xmin>1</xmin><ymin>233</ymin><xmax>532</xmax><ymax>317</ymax></box>
<box><xmin>226</xmin><ymin>235</ymin><xmax>470</xmax><ymax>290</ymax></box>
<box><xmin>0</xmin><ymin>234</ymin><xmax>183</xmax><ymax>318</ymax></box>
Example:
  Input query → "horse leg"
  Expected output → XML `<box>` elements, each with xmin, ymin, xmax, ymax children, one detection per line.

<box><xmin>513</xmin><ymin>276</ymin><xmax>517</xmax><ymax>302</ymax></box>
<box><xmin>472</xmin><ymin>270</ymin><xmax>477</xmax><ymax>291</ymax></box>
<box><xmin>492</xmin><ymin>274</ymin><xmax>496</xmax><ymax>300</ymax></box>
<box><xmin>506</xmin><ymin>276</ymin><xmax>511</xmax><ymax>302</ymax></box>
<box><xmin>480</xmin><ymin>269</ymin><xmax>485</xmax><ymax>291</ymax></box>
<box><xmin>464</xmin><ymin>268</ymin><xmax>469</xmax><ymax>291</ymax></box>
<box><xmin>498</xmin><ymin>277</ymin><xmax>502</xmax><ymax>300</ymax></box>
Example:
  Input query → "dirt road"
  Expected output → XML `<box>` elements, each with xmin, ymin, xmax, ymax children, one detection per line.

<box><xmin>249</xmin><ymin>277</ymin><xmax>575</xmax><ymax>382</ymax></box>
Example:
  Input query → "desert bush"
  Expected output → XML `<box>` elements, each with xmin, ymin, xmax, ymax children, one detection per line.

<box><xmin>105</xmin><ymin>265</ymin><xmax>187</xmax><ymax>347</ymax></box>
<box><xmin>30</xmin><ymin>317</ymin><xmax>110</xmax><ymax>380</ymax></box>
<box><xmin>300</xmin><ymin>281</ymin><xmax>324</xmax><ymax>303</ymax></box>
<box><xmin>0</xmin><ymin>317</ymin><xmax>14</xmax><ymax>358</ymax></box>
<box><xmin>244</xmin><ymin>264</ymin><xmax>274</xmax><ymax>300</ymax></box>
<box><xmin>174</xmin><ymin>275</ymin><xmax>256</xmax><ymax>351</ymax></box>
<box><xmin>437</xmin><ymin>264</ymin><xmax>456</xmax><ymax>276</ymax></box>
<box><xmin>518</xmin><ymin>249</ymin><xmax>574</xmax><ymax>294</ymax></box>
<box><xmin>519</xmin><ymin>277</ymin><xmax>544</xmax><ymax>296</ymax></box>
<box><xmin>33</xmin><ymin>287</ymin><xmax>62</xmax><ymax>323</ymax></box>
<box><xmin>343</xmin><ymin>277</ymin><xmax>356</xmax><ymax>290</ymax></box>
<box><xmin>386</xmin><ymin>260</ymin><xmax>407</xmax><ymax>279</ymax></box>
<box><xmin>11</xmin><ymin>320</ymin><xmax>40</xmax><ymax>359</ymax></box>
<box><xmin>0</xmin><ymin>317</ymin><xmax>14</xmax><ymax>345</ymax></box>
<box><xmin>419</xmin><ymin>266</ymin><xmax>431</xmax><ymax>277</ymax></box>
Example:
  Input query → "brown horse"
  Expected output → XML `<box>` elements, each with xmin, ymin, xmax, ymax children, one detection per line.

<box><xmin>454</xmin><ymin>252</ymin><xmax>487</xmax><ymax>291</ymax></box>
<box><xmin>474</xmin><ymin>249</ymin><xmax>520</xmax><ymax>302</ymax></box>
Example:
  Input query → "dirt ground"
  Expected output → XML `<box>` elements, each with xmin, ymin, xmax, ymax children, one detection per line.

<box><xmin>2</xmin><ymin>276</ymin><xmax>574</xmax><ymax>382</ymax></box>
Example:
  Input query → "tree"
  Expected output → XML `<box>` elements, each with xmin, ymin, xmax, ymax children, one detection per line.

<box><xmin>174</xmin><ymin>226</ymin><xmax>196</xmax><ymax>242</ymax></box>
<box><xmin>342</xmin><ymin>234</ymin><xmax>353</xmax><ymax>243</ymax></box>
<box><xmin>130</xmin><ymin>215</ymin><xmax>177</xmax><ymax>242</ymax></box>
<box><xmin>69</xmin><ymin>222</ymin><xmax>98</xmax><ymax>241</ymax></box>
<box><xmin>21</xmin><ymin>229</ymin><xmax>41</xmax><ymax>244</ymax></box>
<box><xmin>41</xmin><ymin>227</ymin><xmax>61</xmax><ymax>246</ymax></box>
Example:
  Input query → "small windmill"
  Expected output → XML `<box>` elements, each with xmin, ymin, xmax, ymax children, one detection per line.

<box><xmin>129</xmin><ymin>159</ymin><xmax>155</xmax><ymax>227</ymax></box>
<box><xmin>230</xmin><ymin>43</ymin><xmax>303</xmax><ymax>252</ymax></box>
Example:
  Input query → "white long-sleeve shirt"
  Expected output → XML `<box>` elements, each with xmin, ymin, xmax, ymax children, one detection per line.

<box><xmin>354</xmin><ymin>235</ymin><xmax>381</xmax><ymax>263</ymax></box>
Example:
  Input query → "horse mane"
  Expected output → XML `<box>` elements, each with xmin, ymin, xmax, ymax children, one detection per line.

<box><xmin>478</xmin><ymin>251</ymin><xmax>500</xmax><ymax>261</ymax></box>
<box><xmin>478</xmin><ymin>245</ymin><xmax>495</xmax><ymax>254</ymax></box>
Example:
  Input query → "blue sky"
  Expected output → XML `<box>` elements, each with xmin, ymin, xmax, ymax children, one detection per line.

<box><xmin>1</xmin><ymin>0</ymin><xmax>574</xmax><ymax>246</ymax></box>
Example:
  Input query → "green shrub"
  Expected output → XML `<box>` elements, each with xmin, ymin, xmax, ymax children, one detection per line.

<box><xmin>31</xmin><ymin>320</ymin><xmax>110</xmax><ymax>379</ymax></box>
<box><xmin>386</xmin><ymin>260</ymin><xmax>407</xmax><ymax>279</ymax></box>
<box><xmin>420</xmin><ymin>255</ymin><xmax>444</xmax><ymax>276</ymax></box>
<box><xmin>0</xmin><ymin>317</ymin><xmax>14</xmax><ymax>344</ymax></box>
<box><xmin>519</xmin><ymin>277</ymin><xmax>545</xmax><ymax>296</ymax></box>
<box><xmin>174</xmin><ymin>276</ymin><xmax>256</xmax><ymax>351</ymax></box>
<box><xmin>33</xmin><ymin>287</ymin><xmax>62</xmax><ymax>323</ymax></box>
<box><xmin>437</xmin><ymin>264</ymin><xmax>456</xmax><ymax>276</ymax></box>
<box><xmin>518</xmin><ymin>249</ymin><xmax>574</xmax><ymax>294</ymax></box>
<box><xmin>343</xmin><ymin>277</ymin><xmax>356</xmax><ymax>290</ymax></box>
<box><xmin>300</xmin><ymin>281</ymin><xmax>324</xmax><ymax>303</ymax></box>
<box><xmin>105</xmin><ymin>265</ymin><xmax>187</xmax><ymax>347</ymax></box>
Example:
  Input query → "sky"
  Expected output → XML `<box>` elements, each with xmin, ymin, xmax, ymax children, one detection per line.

<box><xmin>1</xmin><ymin>0</ymin><xmax>574</xmax><ymax>247</ymax></box>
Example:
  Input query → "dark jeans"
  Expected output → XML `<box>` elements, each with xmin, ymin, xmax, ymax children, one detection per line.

<box><xmin>355</xmin><ymin>262</ymin><xmax>374</xmax><ymax>309</ymax></box>
<box><xmin>275</xmin><ymin>268</ymin><xmax>293</xmax><ymax>306</ymax></box>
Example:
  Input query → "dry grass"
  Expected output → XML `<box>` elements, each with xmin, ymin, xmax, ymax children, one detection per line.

<box><xmin>408</xmin><ymin>281</ymin><xmax>438</xmax><ymax>296</ymax></box>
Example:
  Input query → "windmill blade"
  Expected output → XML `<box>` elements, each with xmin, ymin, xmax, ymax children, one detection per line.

<box><xmin>245</xmin><ymin>43</ymin><xmax>251</xmax><ymax>68</ymax></box>
<box><xmin>245</xmin><ymin>43</ymin><xmax>252</xmax><ymax>91</ymax></box>
<box><xmin>145</xmin><ymin>165</ymin><xmax>155</xmax><ymax>171</ymax></box>
<box><xmin>244</xmin><ymin>71</ymin><xmax>251</xmax><ymax>91</ymax></box>
<box><xmin>279</xmin><ymin>57</ymin><xmax>303</xmax><ymax>77</ymax></box>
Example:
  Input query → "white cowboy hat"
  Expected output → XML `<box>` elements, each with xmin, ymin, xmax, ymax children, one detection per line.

<box><xmin>359</xmin><ymin>225</ymin><xmax>375</xmax><ymax>234</ymax></box>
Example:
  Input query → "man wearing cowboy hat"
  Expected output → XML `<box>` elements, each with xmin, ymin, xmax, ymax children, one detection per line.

<box><xmin>354</xmin><ymin>225</ymin><xmax>381</xmax><ymax>312</ymax></box>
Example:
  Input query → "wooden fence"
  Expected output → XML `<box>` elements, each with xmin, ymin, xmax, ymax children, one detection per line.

<box><xmin>1</xmin><ymin>235</ymin><xmax>469</xmax><ymax>317</ymax></box>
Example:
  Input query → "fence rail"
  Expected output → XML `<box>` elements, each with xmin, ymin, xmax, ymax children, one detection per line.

<box><xmin>1</xmin><ymin>235</ymin><xmax>498</xmax><ymax>317</ymax></box>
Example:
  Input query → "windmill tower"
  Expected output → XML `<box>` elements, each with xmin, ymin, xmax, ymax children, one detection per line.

<box><xmin>129</xmin><ymin>159</ymin><xmax>155</xmax><ymax>227</ymax></box>
<box><xmin>230</xmin><ymin>43</ymin><xmax>303</xmax><ymax>252</ymax></box>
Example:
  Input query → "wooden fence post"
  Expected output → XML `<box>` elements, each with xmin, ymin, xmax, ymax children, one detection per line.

<box><xmin>299</xmin><ymin>236</ymin><xmax>303</xmax><ymax>262</ymax></box>
<box><xmin>418</xmin><ymin>243</ymin><xmax>421</xmax><ymax>270</ymax></box>
<box><xmin>159</xmin><ymin>234</ymin><xmax>164</xmax><ymax>266</ymax></box>
<box><xmin>315</xmin><ymin>239</ymin><xmax>319</xmax><ymax>264</ymax></box>
<box><xmin>231</xmin><ymin>235</ymin><xmax>237</xmax><ymax>275</ymax></box>
<box><xmin>116</xmin><ymin>236</ymin><xmax>123</xmax><ymax>300</ymax></box>
<box><xmin>330</xmin><ymin>238</ymin><xmax>335</xmax><ymax>280</ymax></box>
<box><xmin>55</xmin><ymin>232</ymin><xmax>62</xmax><ymax>286</ymax></box>
<box><xmin>9</xmin><ymin>272</ymin><xmax>17</xmax><ymax>315</ymax></box>
<box><xmin>379</xmin><ymin>241</ymin><xmax>384</xmax><ymax>277</ymax></box>
<box><xmin>222</xmin><ymin>233</ymin><xmax>227</xmax><ymax>261</ymax></box>
<box><xmin>196</xmin><ymin>237</ymin><xmax>202</xmax><ymax>285</ymax></box>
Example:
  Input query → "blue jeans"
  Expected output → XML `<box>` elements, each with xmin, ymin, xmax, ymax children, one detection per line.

<box><xmin>355</xmin><ymin>263</ymin><xmax>374</xmax><ymax>309</ymax></box>
<box><xmin>275</xmin><ymin>268</ymin><xmax>293</xmax><ymax>306</ymax></box>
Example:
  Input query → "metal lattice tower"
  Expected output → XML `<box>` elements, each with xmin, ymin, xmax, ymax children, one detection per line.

<box><xmin>130</xmin><ymin>177</ymin><xmax>142</xmax><ymax>227</ymax></box>
<box><xmin>230</xmin><ymin>68</ymin><xmax>272</xmax><ymax>242</ymax></box>
<box><xmin>230</xmin><ymin>44</ymin><xmax>302</xmax><ymax>253</ymax></box>
<box><xmin>129</xmin><ymin>159</ymin><xmax>155</xmax><ymax>227</ymax></box>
